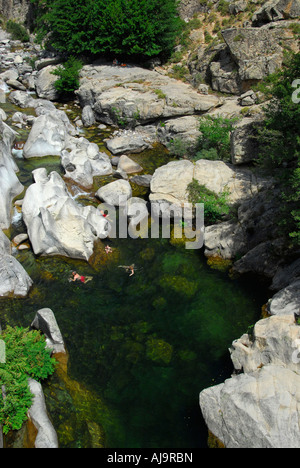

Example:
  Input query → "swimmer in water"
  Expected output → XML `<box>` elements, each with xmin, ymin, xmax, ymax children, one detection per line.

<box><xmin>70</xmin><ymin>271</ymin><xmax>93</xmax><ymax>284</ymax></box>
<box><xmin>118</xmin><ymin>264</ymin><xmax>135</xmax><ymax>276</ymax></box>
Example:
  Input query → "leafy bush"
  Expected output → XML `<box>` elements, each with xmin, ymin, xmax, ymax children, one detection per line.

<box><xmin>0</xmin><ymin>326</ymin><xmax>56</xmax><ymax>434</ymax></box>
<box><xmin>6</xmin><ymin>20</ymin><xmax>30</xmax><ymax>42</ymax></box>
<box><xmin>196</xmin><ymin>115</ymin><xmax>238</xmax><ymax>162</ymax></box>
<box><xmin>51</xmin><ymin>57</ymin><xmax>83</xmax><ymax>97</ymax></box>
<box><xmin>32</xmin><ymin>0</ymin><xmax>180</xmax><ymax>60</ymax></box>
<box><xmin>187</xmin><ymin>178</ymin><xmax>230</xmax><ymax>223</ymax></box>
<box><xmin>167</xmin><ymin>138</ymin><xmax>192</xmax><ymax>159</ymax></box>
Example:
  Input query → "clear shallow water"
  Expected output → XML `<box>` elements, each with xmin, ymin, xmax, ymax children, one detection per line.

<box><xmin>1</xmin><ymin>98</ymin><xmax>268</xmax><ymax>448</ymax></box>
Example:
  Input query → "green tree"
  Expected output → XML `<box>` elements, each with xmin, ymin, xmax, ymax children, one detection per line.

<box><xmin>196</xmin><ymin>115</ymin><xmax>238</xmax><ymax>162</ymax></box>
<box><xmin>256</xmin><ymin>52</ymin><xmax>300</xmax><ymax>244</ymax></box>
<box><xmin>0</xmin><ymin>327</ymin><xmax>56</xmax><ymax>434</ymax></box>
<box><xmin>32</xmin><ymin>0</ymin><xmax>180</xmax><ymax>60</ymax></box>
<box><xmin>52</xmin><ymin>56</ymin><xmax>83</xmax><ymax>97</ymax></box>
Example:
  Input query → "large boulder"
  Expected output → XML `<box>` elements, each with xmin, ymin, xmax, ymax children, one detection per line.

<box><xmin>252</xmin><ymin>0</ymin><xmax>300</xmax><ymax>25</ymax></box>
<box><xmin>200</xmin><ymin>365</ymin><xmax>300</xmax><ymax>448</ymax></box>
<box><xmin>232</xmin><ymin>237</ymin><xmax>286</xmax><ymax>278</ymax></box>
<box><xmin>62</xmin><ymin>138</ymin><xmax>112</xmax><ymax>188</ymax></box>
<box><xmin>204</xmin><ymin>187</ymin><xmax>280</xmax><ymax>261</ymax></box>
<box><xmin>230</xmin><ymin>314</ymin><xmax>300</xmax><ymax>374</ymax></box>
<box><xmin>157</xmin><ymin>115</ymin><xmax>201</xmax><ymax>148</ymax></box>
<box><xmin>200</xmin><ymin>284</ymin><xmax>300</xmax><ymax>449</ymax></box>
<box><xmin>204</xmin><ymin>221</ymin><xmax>247</xmax><ymax>260</ymax></box>
<box><xmin>35</xmin><ymin>65</ymin><xmax>60</xmax><ymax>101</ymax></box>
<box><xmin>106</xmin><ymin>132</ymin><xmax>152</xmax><ymax>155</ymax></box>
<box><xmin>0</xmin><ymin>117</ymin><xmax>24</xmax><ymax>229</ymax></box>
<box><xmin>23</xmin><ymin>110</ymin><xmax>76</xmax><ymax>158</ymax></box>
<box><xmin>271</xmin><ymin>258</ymin><xmax>300</xmax><ymax>291</ymax></box>
<box><xmin>149</xmin><ymin>159</ymin><xmax>271</xmax><ymax>214</ymax></box>
<box><xmin>22</xmin><ymin>168</ymin><xmax>110</xmax><ymax>260</ymax></box>
<box><xmin>117</xmin><ymin>155</ymin><xmax>143</xmax><ymax>174</ymax></box>
<box><xmin>76</xmin><ymin>64</ymin><xmax>220</xmax><ymax>127</ymax></box>
<box><xmin>0</xmin><ymin>230</ymin><xmax>33</xmax><ymax>297</ymax></box>
<box><xmin>96</xmin><ymin>179</ymin><xmax>132</xmax><ymax>206</ymax></box>
<box><xmin>31</xmin><ymin>308</ymin><xmax>66</xmax><ymax>354</ymax></box>
<box><xmin>27</xmin><ymin>378</ymin><xmax>59</xmax><ymax>449</ymax></box>
<box><xmin>267</xmin><ymin>280</ymin><xmax>300</xmax><ymax>317</ymax></box>
<box><xmin>222</xmin><ymin>27</ymin><xmax>283</xmax><ymax>82</ymax></box>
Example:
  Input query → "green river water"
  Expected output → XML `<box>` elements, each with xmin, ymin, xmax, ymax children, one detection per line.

<box><xmin>0</xmin><ymin>98</ymin><xmax>268</xmax><ymax>448</ymax></box>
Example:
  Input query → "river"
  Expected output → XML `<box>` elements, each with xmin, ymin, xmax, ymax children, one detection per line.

<box><xmin>0</xmin><ymin>97</ymin><xmax>268</xmax><ymax>448</ymax></box>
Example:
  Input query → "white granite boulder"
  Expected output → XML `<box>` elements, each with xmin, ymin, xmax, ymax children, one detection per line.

<box><xmin>22</xmin><ymin>168</ymin><xmax>110</xmax><ymax>260</ymax></box>
<box><xmin>31</xmin><ymin>308</ymin><xmax>66</xmax><ymax>354</ymax></box>
<box><xmin>0</xmin><ymin>230</ymin><xmax>33</xmax><ymax>297</ymax></box>
<box><xmin>0</xmin><ymin>117</ymin><xmax>24</xmax><ymax>229</ymax></box>
<box><xmin>23</xmin><ymin>110</ymin><xmax>76</xmax><ymax>159</ymax></box>
<box><xmin>27</xmin><ymin>378</ymin><xmax>59</xmax><ymax>449</ymax></box>
<box><xmin>62</xmin><ymin>138</ymin><xmax>112</xmax><ymax>188</ymax></box>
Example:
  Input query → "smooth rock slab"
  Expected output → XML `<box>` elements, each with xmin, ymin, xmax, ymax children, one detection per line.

<box><xmin>267</xmin><ymin>280</ymin><xmax>300</xmax><ymax>317</ymax></box>
<box><xmin>200</xmin><ymin>365</ymin><xmax>300</xmax><ymax>448</ymax></box>
<box><xmin>27</xmin><ymin>378</ymin><xmax>59</xmax><ymax>449</ymax></box>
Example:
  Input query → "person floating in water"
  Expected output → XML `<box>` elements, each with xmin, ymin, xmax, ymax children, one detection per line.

<box><xmin>118</xmin><ymin>264</ymin><xmax>135</xmax><ymax>276</ymax></box>
<box><xmin>70</xmin><ymin>272</ymin><xmax>93</xmax><ymax>284</ymax></box>
<box><xmin>105</xmin><ymin>245</ymin><xmax>113</xmax><ymax>254</ymax></box>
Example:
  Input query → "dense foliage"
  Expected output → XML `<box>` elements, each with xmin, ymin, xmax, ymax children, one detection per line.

<box><xmin>256</xmin><ymin>52</ymin><xmax>300</xmax><ymax>245</ymax></box>
<box><xmin>52</xmin><ymin>56</ymin><xmax>83</xmax><ymax>97</ymax></box>
<box><xmin>187</xmin><ymin>179</ymin><xmax>230</xmax><ymax>224</ymax></box>
<box><xmin>6</xmin><ymin>20</ymin><xmax>30</xmax><ymax>42</ymax></box>
<box><xmin>32</xmin><ymin>0</ymin><xmax>181</xmax><ymax>60</ymax></box>
<box><xmin>195</xmin><ymin>115</ymin><xmax>238</xmax><ymax>162</ymax></box>
<box><xmin>0</xmin><ymin>327</ymin><xmax>56</xmax><ymax>434</ymax></box>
